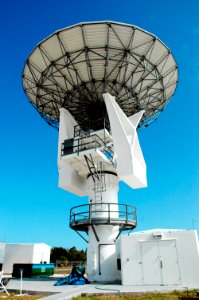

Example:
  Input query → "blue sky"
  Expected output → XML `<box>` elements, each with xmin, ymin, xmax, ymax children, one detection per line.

<box><xmin>0</xmin><ymin>0</ymin><xmax>199</xmax><ymax>250</ymax></box>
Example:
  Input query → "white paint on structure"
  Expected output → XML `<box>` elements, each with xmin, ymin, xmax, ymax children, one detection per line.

<box><xmin>0</xmin><ymin>242</ymin><xmax>5</xmax><ymax>267</ymax></box>
<box><xmin>57</xmin><ymin>94</ymin><xmax>144</xmax><ymax>282</ymax></box>
<box><xmin>3</xmin><ymin>243</ymin><xmax>50</xmax><ymax>274</ymax></box>
<box><xmin>86</xmin><ymin>173</ymin><xmax>121</xmax><ymax>282</ymax></box>
<box><xmin>103</xmin><ymin>93</ymin><xmax>147</xmax><ymax>189</ymax></box>
<box><xmin>118</xmin><ymin>229</ymin><xmax>199</xmax><ymax>288</ymax></box>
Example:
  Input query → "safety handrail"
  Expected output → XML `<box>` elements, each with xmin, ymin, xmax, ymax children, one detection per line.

<box><xmin>70</xmin><ymin>203</ymin><xmax>137</xmax><ymax>225</ymax></box>
<box><xmin>62</xmin><ymin>133</ymin><xmax>107</xmax><ymax>156</ymax></box>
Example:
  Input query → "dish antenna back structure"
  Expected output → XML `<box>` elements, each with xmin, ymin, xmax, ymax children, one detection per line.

<box><xmin>22</xmin><ymin>21</ymin><xmax>178</xmax><ymax>282</ymax></box>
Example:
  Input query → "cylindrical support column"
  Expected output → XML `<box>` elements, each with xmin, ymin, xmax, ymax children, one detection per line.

<box><xmin>86</xmin><ymin>173</ymin><xmax>121</xmax><ymax>282</ymax></box>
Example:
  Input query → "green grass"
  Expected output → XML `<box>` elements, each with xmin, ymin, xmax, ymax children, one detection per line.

<box><xmin>73</xmin><ymin>290</ymin><xmax>199</xmax><ymax>300</ymax></box>
<box><xmin>54</xmin><ymin>267</ymin><xmax>71</xmax><ymax>274</ymax></box>
<box><xmin>1</xmin><ymin>289</ymin><xmax>198</xmax><ymax>300</ymax></box>
<box><xmin>0</xmin><ymin>294</ymin><xmax>43</xmax><ymax>300</ymax></box>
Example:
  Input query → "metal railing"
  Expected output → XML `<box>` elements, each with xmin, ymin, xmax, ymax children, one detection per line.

<box><xmin>62</xmin><ymin>134</ymin><xmax>109</xmax><ymax>156</ymax></box>
<box><xmin>70</xmin><ymin>203</ymin><xmax>137</xmax><ymax>229</ymax></box>
<box><xmin>74</xmin><ymin>118</ymin><xmax>110</xmax><ymax>138</ymax></box>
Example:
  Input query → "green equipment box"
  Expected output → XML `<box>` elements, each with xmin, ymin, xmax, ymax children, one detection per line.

<box><xmin>12</xmin><ymin>263</ymin><xmax>54</xmax><ymax>278</ymax></box>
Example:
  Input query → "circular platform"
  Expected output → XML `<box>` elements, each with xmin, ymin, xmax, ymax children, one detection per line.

<box><xmin>22</xmin><ymin>21</ymin><xmax>178</xmax><ymax>129</ymax></box>
<box><xmin>69</xmin><ymin>203</ymin><xmax>137</xmax><ymax>232</ymax></box>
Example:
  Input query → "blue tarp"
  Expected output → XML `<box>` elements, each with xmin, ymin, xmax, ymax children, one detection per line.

<box><xmin>54</xmin><ymin>266</ymin><xmax>89</xmax><ymax>286</ymax></box>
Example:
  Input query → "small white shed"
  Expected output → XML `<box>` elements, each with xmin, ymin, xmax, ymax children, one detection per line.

<box><xmin>118</xmin><ymin>229</ymin><xmax>199</xmax><ymax>288</ymax></box>
<box><xmin>3</xmin><ymin>243</ymin><xmax>50</xmax><ymax>274</ymax></box>
<box><xmin>0</xmin><ymin>242</ymin><xmax>5</xmax><ymax>270</ymax></box>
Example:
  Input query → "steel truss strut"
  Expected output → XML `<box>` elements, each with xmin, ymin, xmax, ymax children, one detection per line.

<box><xmin>23</xmin><ymin>22</ymin><xmax>178</xmax><ymax>130</ymax></box>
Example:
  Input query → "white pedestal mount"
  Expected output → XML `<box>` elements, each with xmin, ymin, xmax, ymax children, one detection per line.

<box><xmin>59</xmin><ymin>93</ymin><xmax>146</xmax><ymax>282</ymax></box>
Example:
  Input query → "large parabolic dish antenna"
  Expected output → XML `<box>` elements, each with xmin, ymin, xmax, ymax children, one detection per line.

<box><xmin>22</xmin><ymin>21</ymin><xmax>178</xmax><ymax>130</ymax></box>
<box><xmin>22</xmin><ymin>21</ymin><xmax>178</xmax><ymax>283</ymax></box>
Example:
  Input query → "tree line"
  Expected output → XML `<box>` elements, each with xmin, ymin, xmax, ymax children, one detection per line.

<box><xmin>50</xmin><ymin>246</ymin><xmax>86</xmax><ymax>265</ymax></box>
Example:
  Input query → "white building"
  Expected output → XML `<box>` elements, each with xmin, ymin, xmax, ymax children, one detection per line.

<box><xmin>0</xmin><ymin>242</ymin><xmax>5</xmax><ymax>270</ymax></box>
<box><xmin>117</xmin><ymin>229</ymin><xmax>199</xmax><ymax>288</ymax></box>
<box><xmin>3</xmin><ymin>243</ymin><xmax>50</xmax><ymax>274</ymax></box>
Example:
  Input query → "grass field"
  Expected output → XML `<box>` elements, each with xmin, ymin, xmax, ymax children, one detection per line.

<box><xmin>74</xmin><ymin>290</ymin><xmax>199</xmax><ymax>300</ymax></box>
<box><xmin>54</xmin><ymin>267</ymin><xmax>70</xmax><ymax>274</ymax></box>
<box><xmin>0</xmin><ymin>294</ymin><xmax>43</xmax><ymax>300</ymax></box>
<box><xmin>0</xmin><ymin>290</ymin><xmax>198</xmax><ymax>300</ymax></box>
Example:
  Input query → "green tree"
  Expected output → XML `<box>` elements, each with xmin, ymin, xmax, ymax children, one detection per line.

<box><xmin>50</xmin><ymin>247</ymin><xmax>67</xmax><ymax>263</ymax></box>
<box><xmin>50</xmin><ymin>247</ymin><xmax>87</xmax><ymax>263</ymax></box>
